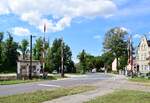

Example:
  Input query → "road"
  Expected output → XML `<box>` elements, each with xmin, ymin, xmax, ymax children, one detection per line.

<box><xmin>0</xmin><ymin>73</ymin><xmax>113</xmax><ymax>96</ymax></box>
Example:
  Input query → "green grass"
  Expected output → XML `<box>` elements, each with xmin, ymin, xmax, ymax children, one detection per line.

<box><xmin>0</xmin><ymin>75</ymin><xmax>64</xmax><ymax>85</ymax></box>
<box><xmin>0</xmin><ymin>79</ymin><xmax>40</xmax><ymax>85</ymax></box>
<box><xmin>86</xmin><ymin>90</ymin><xmax>150</xmax><ymax>103</ymax></box>
<box><xmin>129</xmin><ymin>77</ymin><xmax>150</xmax><ymax>86</ymax></box>
<box><xmin>129</xmin><ymin>77</ymin><xmax>150</xmax><ymax>83</ymax></box>
<box><xmin>0</xmin><ymin>85</ymin><xmax>96</xmax><ymax>103</ymax></box>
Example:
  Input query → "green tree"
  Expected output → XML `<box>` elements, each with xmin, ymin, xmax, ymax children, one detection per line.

<box><xmin>103</xmin><ymin>27</ymin><xmax>128</xmax><ymax>71</ymax></box>
<box><xmin>2</xmin><ymin>32</ymin><xmax>18</xmax><ymax>72</ymax></box>
<box><xmin>45</xmin><ymin>47</ymin><xmax>53</xmax><ymax>72</ymax></box>
<box><xmin>0</xmin><ymin>32</ymin><xmax>4</xmax><ymax>67</ymax></box>
<box><xmin>101</xmin><ymin>52</ymin><xmax>115</xmax><ymax>72</ymax></box>
<box><xmin>78</xmin><ymin>49</ymin><xmax>87</xmax><ymax>74</ymax></box>
<box><xmin>46</xmin><ymin>38</ymin><xmax>74</xmax><ymax>73</ymax></box>
<box><xmin>19</xmin><ymin>39</ymin><xmax>29</xmax><ymax>60</ymax></box>
<box><xmin>85</xmin><ymin>54</ymin><xmax>95</xmax><ymax>72</ymax></box>
<box><xmin>94</xmin><ymin>56</ymin><xmax>104</xmax><ymax>71</ymax></box>
<box><xmin>33</xmin><ymin>37</ymin><xmax>43</xmax><ymax>60</ymax></box>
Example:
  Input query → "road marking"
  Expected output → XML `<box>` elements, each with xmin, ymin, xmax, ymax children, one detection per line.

<box><xmin>38</xmin><ymin>84</ymin><xmax>61</xmax><ymax>87</ymax></box>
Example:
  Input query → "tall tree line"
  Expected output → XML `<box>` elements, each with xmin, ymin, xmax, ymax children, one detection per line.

<box><xmin>0</xmin><ymin>33</ymin><xmax>75</xmax><ymax>73</ymax></box>
<box><xmin>0</xmin><ymin>32</ymin><xmax>19</xmax><ymax>73</ymax></box>
<box><xmin>45</xmin><ymin>38</ymin><xmax>75</xmax><ymax>73</ymax></box>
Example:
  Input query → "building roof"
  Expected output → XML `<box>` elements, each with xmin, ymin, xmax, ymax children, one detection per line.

<box><xmin>138</xmin><ymin>36</ymin><xmax>150</xmax><ymax>47</ymax></box>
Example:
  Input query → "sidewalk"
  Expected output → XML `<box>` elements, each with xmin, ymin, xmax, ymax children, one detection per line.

<box><xmin>43</xmin><ymin>88</ymin><xmax>114</xmax><ymax>103</ymax></box>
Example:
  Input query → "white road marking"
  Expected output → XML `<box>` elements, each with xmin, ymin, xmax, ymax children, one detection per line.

<box><xmin>38</xmin><ymin>84</ymin><xmax>61</xmax><ymax>87</ymax></box>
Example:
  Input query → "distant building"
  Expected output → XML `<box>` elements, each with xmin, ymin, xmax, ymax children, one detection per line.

<box><xmin>112</xmin><ymin>58</ymin><xmax>117</xmax><ymax>71</ymax></box>
<box><xmin>136</xmin><ymin>36</ymin><xmax>150</xmax><ymax>74</ymax></box>
<box><xmin>17</xmin><ymin>60</ymin><xmax>41</xmax><ymax>79</ymax></box>
<box><xmin>17</xmin><ymin>50</ymin><xmax>42</xmax><ymax>79</ymax></box>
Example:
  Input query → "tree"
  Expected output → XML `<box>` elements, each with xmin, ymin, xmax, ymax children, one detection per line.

<box><xmin>45</xmin><ymin>47</ymin><xmax>53</xmax><ymax>72</ymax></box>
<box><xmin>0</xmin><ymin>32</ymin><xmax>3</xmax><ymax>67</ymax></box>
<box><xmin>85</xmin><ymin>54</ymin><xmax>94</xmax><ymax>72</ymax></box>
<box><xmin>101</xmin><ymin>51</ymin><xmax>115</xmax><ymax>72</ymax></box>
<box><xmin>19</xmin><ymin>39</ymin><xmax>29</xmax><ymax>60</ymax></box>
<box><xmin>2</xmin><ymin>32</ymin><xmax>18</xmax><ymax>72</ymax></box>
<box><xmin>94</xmin><ymin>56</ymin><xmax>104</xmax><ymax>71</ymax></box>
<box><xmin>33</xmin><ymin>37</ymin><xmax>43</xmax><ymax>60</ymax></box>
<box><xmin>46</xmin><ymin>38</ymin><xmax>74</xmax><ymax>73</ymax></box>
<box><xmin>103</xmin><ymin>27</ymin><xmax>128</xmax><ymax>71</ymax></box>
<box><xmin>78</xmin><ymin>49</ymin><xmax>87</xmax><ymax>74</ymax></box>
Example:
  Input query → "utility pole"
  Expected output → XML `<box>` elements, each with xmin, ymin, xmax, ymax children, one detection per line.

<box><xmin>61</xmin><ymin>37</ymin><xmax>64</xmax><ymax>77</ymax></box>
<box><xmin>29</xmin><ymin>35</ymin><xmax>33</xmax><ymax>80</ymax></box>
<box><xmin>128</xmin><ymin>35</ymin><xmax>133</xmax><ymax>77</ymax></box>
<box><xmin>43</xmin><ymin>24</ymin><xmax>46</xmax><ymax>73</ymax></box>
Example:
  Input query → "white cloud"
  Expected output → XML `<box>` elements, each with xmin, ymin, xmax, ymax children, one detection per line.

<box><xmin>0</xmin><ymin>0</ymin><xmax>117</xmax><ymax>32</ymax></box>
<box><xmin>0</xmin><ymin>0</ymin><xmax>9</xmax><ymax>15</ymax></box>
<box><xmin>93</xmin><ymin>35</ymin><xmax>101</xmax><ymax>40</ymax></box>
<box><xmin>12</xmin><ymin>27</ymin><xmax>31</xmax><ymax>36</ymax></box>
<box><xmin>133</xmin><ymin>34</ymin><xmax>141</xmax><ymax>39</ymax></box>
<box><xmin>120</xmin><ymin>27</ymin><xmax>129</xmax><ymax>32</ymax></box>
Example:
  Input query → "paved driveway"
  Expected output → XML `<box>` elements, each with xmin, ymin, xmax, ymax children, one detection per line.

<box><xmin>0</xmin><ymin>73</ymin><xmax>113</xmax><ymax>96</ymax></box>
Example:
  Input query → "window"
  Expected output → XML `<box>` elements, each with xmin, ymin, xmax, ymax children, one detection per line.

<box><xmin>141</xmin><ymin>54</ymin><xmax>143</xmax><ymax>60</ymax></box>
<box><xmin>141</xmin><ymin>65</ymin><xmax>143</xmax><ymax>70</ymax></box>
<box><xmin>145</xmin><ymin>65</ymin><xmax>147</xmax><ymax>70</ymax></box>
<box><xmin>144</xmin><ymin>53</ymin><xmax>147</xmax><ymax>60</ymax></box>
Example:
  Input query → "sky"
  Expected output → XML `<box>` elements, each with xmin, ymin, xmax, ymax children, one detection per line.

<box><xmin>0</xmin><ymin>0</ymin><xmax>150</xmax><ymax>63</ymax></box>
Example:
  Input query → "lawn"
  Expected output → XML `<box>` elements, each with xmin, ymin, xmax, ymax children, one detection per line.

<box><xmin>0</xmin><ymin>79</ymin><xmax>41</xmax><ymax>85</ymax></box>
<box><xmin>129</xmin><ymin>77</ymin><xmax>150</xmax><ymax>86</ymax></box>
<box><xmin>0</xmin><ymin>85</ymin><xmax>96</xmax><ymax>103</ymax></box>
<box><xmin>129</xmin><ymin>77</ymin><xmax>150</xmax><ymax>83</ymax></box>
<box><xmin>86</xmin><ymin>90</ymin><xmax>150</xmax><ymax>103</ymax></box>
<box><xmin>0</xmin><ymin>75</ymin><xmax>65</xmax><ymax>85</ymax></box>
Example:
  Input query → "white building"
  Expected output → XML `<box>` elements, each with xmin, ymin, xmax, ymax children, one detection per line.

<box><xmin>136</xmin><ymin>36</ymin><xmax>150</xmax><ymax>73</ymax></box>
<box><xmin>112</xmin><ymin>58</ymin><xmax>117</xmax><ymax>71</ymax></box>
<box><xmin>17</xmin><ymin>60</ymin><xmax>41</xmax><ymax>79</ymax></box>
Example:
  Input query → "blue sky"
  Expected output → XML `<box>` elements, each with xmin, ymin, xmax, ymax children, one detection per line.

<box><xmin>0</xmin><ymin>0</ymin><xmax>150</xmax><ymax>62</ymax></box>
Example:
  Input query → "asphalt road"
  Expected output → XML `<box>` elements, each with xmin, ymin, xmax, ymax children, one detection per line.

<box><xmin>0</xmin><ymin>73</ymin><xmax>113</xmax><ymax>96</ymax></box>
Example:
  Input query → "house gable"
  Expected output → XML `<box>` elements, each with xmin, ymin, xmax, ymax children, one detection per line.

<box><xmin>138</xmin><ymin>36</ymin><xmax>149</xmax><ymax>51</ymax></box>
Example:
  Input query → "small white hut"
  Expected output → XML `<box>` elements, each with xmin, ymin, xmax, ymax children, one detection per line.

<box><xmin>17</xmin><ymin>60</ymin><xmax>41</xmax><ymax>79</ymax></box>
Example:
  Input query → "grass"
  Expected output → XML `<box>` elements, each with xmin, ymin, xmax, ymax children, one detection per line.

<box><xmin>129</xmin><ymin>77</ymin><xmax>150</xmax><ymax>86</ymax></box>
<box><xmin>129</xmin><ymin>77</ymin><xmax>150</xmax><ymax>83</ymax></box>
<box><xmin>86</xmin><ymin>90</ymin><xmax>150</xmax><ymax>103</ymax></box>
<box><xmin>0</xmin><ymin>85</ymin><xmax>96</xmax><ymax>103</ymax></box>
<box><xmin>0</xmin><ymin>75</ymin><xmax>65</xmax><ymax>85</ymax></box>
<box><xmin>0</xmin><ymin>79</ymin><xmax>41</xmax><ymax>85</ymax></box>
